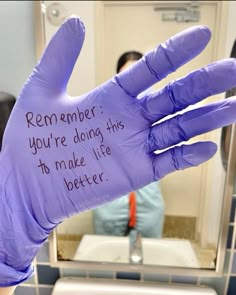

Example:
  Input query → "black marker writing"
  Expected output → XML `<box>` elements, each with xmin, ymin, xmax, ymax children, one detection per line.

<box><xmin>92</xmin><ymin>144</ymin><xmax>111</xmax><ymax>160</ymax></box>
<box><xmin>64</xmin><ymin>172</ymin><xmax>107</xmax><ymax>191</ymax></box>
<box><xmin>38</xmin><ymin>159</ymin><xmax>50</xmax><ymax>174</ymax></box>
<box><xmin>106</xmin><ymin>118</ymin><xmax>124</xmax><ymax>134</ymax></box>
<box><xmin>73</xmin><ymin>127</ymin><xmax>104</xmax><ymax>144</ymax></box>
<box><xmin>29</xmin><ymin>133</ymin><xmax>67</xmax><ymax>155</ymax></box>
<box><xmin>55</xmin><ymin>152</ymin><xmax>86</xmax><ymax>171</ymax></box>
<box><xmin>26</xmin><ymin>106</ymin><xmax>97</xmax><ymax>128</ymax></box>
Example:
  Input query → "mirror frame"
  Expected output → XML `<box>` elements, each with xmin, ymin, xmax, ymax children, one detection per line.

<box><xmin>34</xmin><ymin>0</ymin><xmax>235</xmax><ymax>276</ymax></box>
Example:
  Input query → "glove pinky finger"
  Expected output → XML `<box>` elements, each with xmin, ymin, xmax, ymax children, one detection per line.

<box><xmin>152</xmin><ymin>141</ymin><xmax>217</xmax><ymax>180</ymax></box>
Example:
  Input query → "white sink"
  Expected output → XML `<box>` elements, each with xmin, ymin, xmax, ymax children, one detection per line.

<box><xmin>52</xmin><ymin>277</ymin><xmax>217</xmax><ymax>295</ymax></box>
<box><xmin>73</xmin><ymin>235</ymin><xmax>200</xmax><ymax>268</ymax></box>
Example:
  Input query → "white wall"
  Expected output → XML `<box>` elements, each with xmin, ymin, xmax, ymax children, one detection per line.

<box><xmin>225</xmin><ymin>1</ymin><xmax>236</xmax><ymax>57</ymax></box>
<box><xmin>0</xmin><ymin>1</ymin><xmax>36</xmax><ymax>97</ymax></box>
<box><xmin>44</xmin><ymin>1</ymin><xmax>96</xmax><ymax>96</ymax></box>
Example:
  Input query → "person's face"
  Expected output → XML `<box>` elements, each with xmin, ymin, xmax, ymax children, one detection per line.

<box><xmin>119</xmin><ymin>60</ymin><xmax>137</xmax><ymax>73</ymax></box>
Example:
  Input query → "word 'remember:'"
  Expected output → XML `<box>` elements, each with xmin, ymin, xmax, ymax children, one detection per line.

<box><xmin>25</xmin><ymin>106</ymin><xmax>97</xmax><ymax>128</ymax></box>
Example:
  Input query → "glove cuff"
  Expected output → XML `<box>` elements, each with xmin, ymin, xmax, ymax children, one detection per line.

<box><xmin>0</xmin><ymin>262</ymin><xmax>33</xmax><ymax>287</ymax></box>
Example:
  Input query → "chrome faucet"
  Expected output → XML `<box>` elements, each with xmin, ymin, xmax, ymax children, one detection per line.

<box><xmin>129</xmin><ymin>229</ymin><xmax>143</xmax><ymax>264</ymax></box>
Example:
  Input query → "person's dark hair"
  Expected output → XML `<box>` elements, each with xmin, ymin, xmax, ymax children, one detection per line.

<box><xmin>0</xmin><ymin>92</ymin><xmax>16</xmax><ymax>150</ymax></box>
<box><xmin>116</xmin><ymin>51</ymin><xmax>143</xmax><ymax>73</ymax></box>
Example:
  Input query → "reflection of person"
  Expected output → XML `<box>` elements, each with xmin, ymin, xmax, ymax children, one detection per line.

<box><xmin>1</xmin><ymin>17</ymin><xmax>236</xmax><ymax>294</ymax></box>
<box><xmin>93</xmin><ymin>51</ymin><xmax>165</xmax><ymax>238</ymax></box>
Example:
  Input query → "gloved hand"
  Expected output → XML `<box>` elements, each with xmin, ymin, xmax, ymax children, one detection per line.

<box><xmin>1</xmin><ymin>16</ymin><xmax>236</xmax><ymax>286</ymax></box>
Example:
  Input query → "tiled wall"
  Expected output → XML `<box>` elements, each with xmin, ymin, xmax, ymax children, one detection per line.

<box><xmin>12</xmin><ymin>192</ymin><xmax>236</xmax><ymax>295</ymax></box>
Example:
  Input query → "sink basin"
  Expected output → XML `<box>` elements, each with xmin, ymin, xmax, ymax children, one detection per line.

<box><xmin>143</xmin><ymin>238</ymin><xmax>200</xmax><ymax>267</ymax></box>
<box><xmin>74</xmin><ymin>235</ymin><xmax>129</xmax><ymax>263</ymax></box>
<box><xmin>73</xmin><ymin>235</ymin><xmax>200</xmax><ymax>268</ymax></box>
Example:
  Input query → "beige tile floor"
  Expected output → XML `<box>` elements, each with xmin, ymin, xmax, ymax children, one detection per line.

<box><xmin>191</xmin><ymin>242</ymin><xmax>216</xmax><ymax>269</ymax></box>
<box><xmin>163</xmin><ymin>215</ymin><xmax>196</xmax><ymax>240</ymax></box>
<box><xmin>57</xmin><ymin>235</ymin><xmax>81</xmax><ymax>261</ymax></box>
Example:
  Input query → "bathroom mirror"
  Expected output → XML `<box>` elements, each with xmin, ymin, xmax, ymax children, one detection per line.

<box><xmin>35</xmin><ymin>1</ymin><xmax>236</xmax><ymax>274</ymax></box>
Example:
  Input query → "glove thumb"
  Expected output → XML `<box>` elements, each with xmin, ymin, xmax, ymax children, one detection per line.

<box><xmin>26</xmin><ymin>16</ymin><xmax>85</xmax><ymax>96</ymax></box>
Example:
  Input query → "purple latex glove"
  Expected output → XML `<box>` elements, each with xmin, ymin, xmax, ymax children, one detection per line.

<box><xmin>1</xmin><ymin>17</ymin><xmax>236</xmax><ymax>286</ymax></box>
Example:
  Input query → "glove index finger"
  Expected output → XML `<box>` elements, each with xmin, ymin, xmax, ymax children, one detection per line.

<box><xmin>115</xmin><ymin>26</ymin><xmax>211</xmax><ymax>97</ymax></box>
